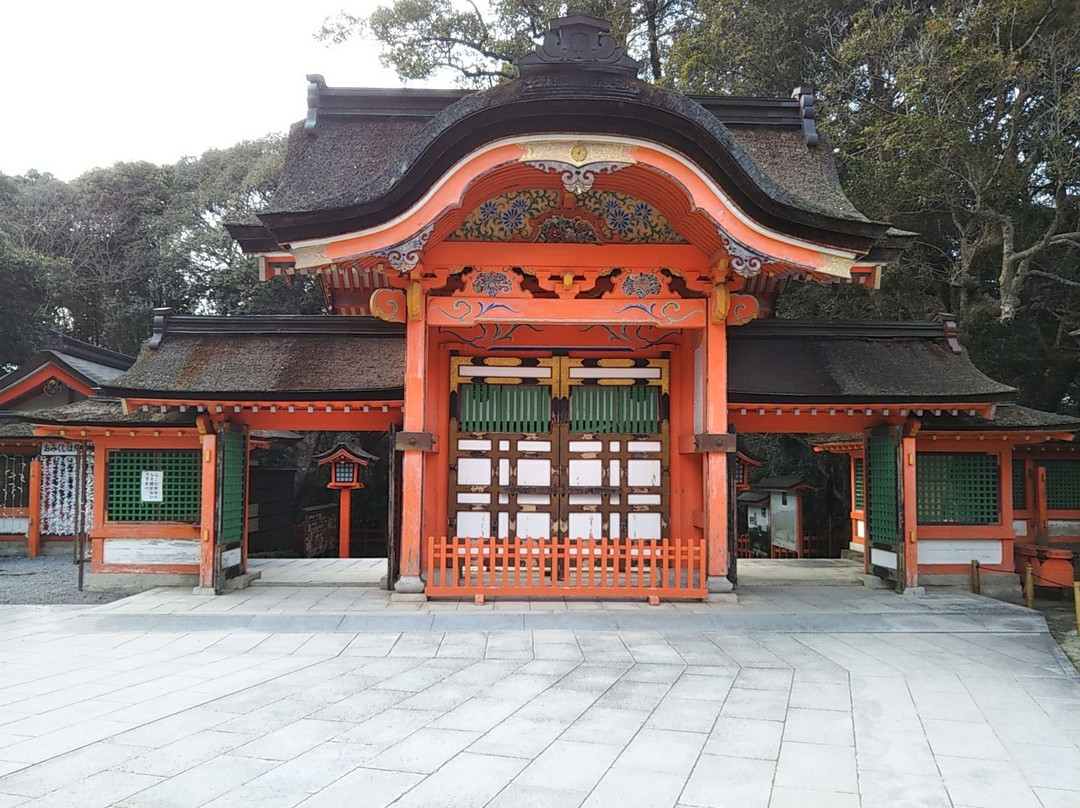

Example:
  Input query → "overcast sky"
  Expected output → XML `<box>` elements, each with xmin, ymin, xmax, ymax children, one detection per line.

<box><xmin>1</xmin><ymin>1</ymin><xmax>424</xmax><ymax>180</ymax></box>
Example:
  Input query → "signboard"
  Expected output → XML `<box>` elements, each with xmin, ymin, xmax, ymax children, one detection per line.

<box><xmin>140</xmin><ymin>470</ymin><xmax>164</xmax><ymax>502</ymax></box>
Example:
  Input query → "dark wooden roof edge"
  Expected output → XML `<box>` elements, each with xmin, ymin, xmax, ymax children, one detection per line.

<box><xmin>302</xmin><ymin>81</ymin><xmax>814</xmax><ymax>130</ymax></box>
<box><xmin>99</xmin><ymin>387</ymin><xmax>406</xmax><ymax>404</ymax></box>
<box><xmin>225</xmin><ymin>222</ymin><xmax>280</xmax><ymax>254</ymax></box>
<box><xmin>44</xmin><ymin>332</ymin><xmax>134</xmax><ymax>369</ymax></box>
<box><xmin>728</xmin><ymin>319</ymin><xmax>948</xmax><ymax>340</ymax></box>
<box><xmin>728</xmin><ymin>392</ymin><xmax>1019</xmax><ymax>405</ymax></box>
<box><xmin>147</xmin><ymin>309</ymin><xmax>406</xmax><ymax>348</ymax></box>
<box><xmin>99</xmin><ymin>386</ymin><xmax>407</xmax><ymax>403</ymax></box>
<box><xmin>0</xmin><ymin>333</ymin><xmax>134</xmax><ymax>392</ymax></box>
<box><xmin>16</xmin><ymin>398</ymin><xmax>199</xmax><ymax>428</ymax></box>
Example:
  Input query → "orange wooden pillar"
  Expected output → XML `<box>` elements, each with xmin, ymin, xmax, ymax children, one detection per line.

<box><xmin>198</xmin><ymin>430</ymin><xmax>218</xmax><ymax>591</ymax></box>
<box><xmin>396</xmin><ymin>280</ymin><xmax>427</xmax><ymax>595</ymax></box>
<box><xmin>703</xmin><ymin>302</ymin><xmax>731</xmax><ymax>594</ymax></box>
<box><xmin>338</xmin><ymin>487</ymin><xmax>352</xmax><ymax>559</ymax></box>
<box><xmin>901</xmin><ymin>435</ymin><xmax>919</xmax><ymax>590</ymax></box>
<box><xmin>27</xmin><ymin>459</ymin><xmax>42</xmax><ymax>558</ymax></box>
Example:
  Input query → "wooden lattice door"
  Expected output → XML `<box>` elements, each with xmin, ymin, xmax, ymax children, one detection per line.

<box><xmin>448</xmin><ymin>356</ymin><xmax>669</xmax><ymax>543</ymax></box>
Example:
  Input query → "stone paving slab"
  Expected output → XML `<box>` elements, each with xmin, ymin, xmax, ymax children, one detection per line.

<box><xmin>0</xmin><ymin>585</ymin><xmax>1078</xmax><ymax>807</ymax></box>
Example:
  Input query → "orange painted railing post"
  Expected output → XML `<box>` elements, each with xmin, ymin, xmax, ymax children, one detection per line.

<box><xmin>27</xmin><ymin>459</ymin><xmax>42</xmax><ymax>558</ymax></box>
<box><xmin>902</xmin><ymin>436</ymin><xmax>919</xmax><ymax>590</ymax></box>
<box><xmin>396</xmin><ymin>293</ymin><xmax>427</xmax><ymax>595</ymax></box>
<box><xmin>338</xmin><ymin>487</ymin><xmax>352</xmax><ymax>559</ymax></box>
<box><xmin>198</xmin><ymin>431</ymin><xmax>218</xmax><ymax>591</ymax></box>
<box><xmin>703</xmin><ymin>308</ymin><xmax>731</xmax><ymax>595</ymax></box>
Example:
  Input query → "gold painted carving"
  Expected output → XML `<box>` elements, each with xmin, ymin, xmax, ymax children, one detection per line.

<box><xmin>818</xmin><ymin>254</ymin><xmax>855</xmax><ymax>280</ymax></box>
<box><xmin>520</xmin><ymin>140</ymin><xmax>636</xmax><ymax>168</ymax></box>
<box><xmin>712</xmin><ymin>285</ymin><xmax>730</xmax><ymax>322</ymax></box>
<box><xmin>406</xmin><ymin>281</ymin><xmax>422</xmax><ymax>321</ymax></box>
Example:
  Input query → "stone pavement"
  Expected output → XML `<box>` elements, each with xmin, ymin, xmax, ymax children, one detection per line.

<box><xmin>1</xmin><ymin>584</ymin><xmax>1079</xmax><ymax>808</ymax></box>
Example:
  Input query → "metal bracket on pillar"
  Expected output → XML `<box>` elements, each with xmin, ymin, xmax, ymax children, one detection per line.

<box><xmin>395</xmin><ymin>431</ymin><xmax>436</xmax><ymax>452</ymax></box>
<box><xmin>678</xmin><ymin>433</ymin><xmax>737</xmax><ymax>454</ymax></box>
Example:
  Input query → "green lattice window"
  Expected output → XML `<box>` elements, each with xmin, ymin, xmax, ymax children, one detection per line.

<box><xmin>570</xmin><ymin>385</ymin><xmax>660</xmax><ymax>434</ymax></box>
<box><xmin>866</xmin><ymin>434</ymin><xmax>899</xmax><ymax>545</ymax></box>
<box><xmin>1042</xmin><ymin>460</ymin><xmax>1080</xmax><ymax>510</ymax></box>
<box><xmin>459</xmin><ymin>384</ymin><xmax>550</xmax><ymax>433</ymax></box>
<box><xmin>219</xmin><ymin>431</ymin><xmax>245</xmax><ymax>547</ymax></box>
<box><xmin>853</xmin><ymin>457</ymin><xmax>865</xmax><ymax>510</ymax></box>
<box><xmin>917</xmin><ymin>453</ymin><xmax>999</xmax><ymax>525</ymax></box>
<box><xmin>1012</xmin><ymin>460</ymin><xmax>1027</xmax><ymax>510</ymax></box>
<box><xmin>106</xmin><ymin>450</ymin><xmax>201</xmax><ymax>523</ymax></box>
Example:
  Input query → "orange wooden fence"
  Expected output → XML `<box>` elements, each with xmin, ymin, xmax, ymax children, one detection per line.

<box><xmin>424</xmin><ymin>535</ymin><xmax>707</xmax><ymax>600</ymax></box>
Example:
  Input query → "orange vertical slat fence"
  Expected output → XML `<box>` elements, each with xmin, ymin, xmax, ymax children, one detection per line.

<box><xmin>424</xmin><ymin>535</ymin><xmax>707</xmax><ymax>600</ymax></box>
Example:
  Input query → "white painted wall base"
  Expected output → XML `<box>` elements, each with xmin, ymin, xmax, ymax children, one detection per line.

<box><xmin>917</xmin><ymin>539</ymin><xmax>1002</xmax><ymax>566</ymax></box>
<box><xmin>102</xmin><ymin>538</ymin><xmax>200</xmax><ymax>566</ymax></box>
<box><xmin>870</xmin><ymin>547</ymin><xmax>898</xmax><ymax>570</ymax></box>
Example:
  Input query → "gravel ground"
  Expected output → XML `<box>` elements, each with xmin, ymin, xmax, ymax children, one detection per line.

<box><xmin>0</xmin><ymin>556</ymin><xmax>138</xmax><ymax>605</ymax></box>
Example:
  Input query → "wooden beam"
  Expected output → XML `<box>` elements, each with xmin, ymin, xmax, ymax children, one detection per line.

<box><xmin>425</xmin><ymin>242</ymin><xmax>711</xmax><ymax>271</ymax></box>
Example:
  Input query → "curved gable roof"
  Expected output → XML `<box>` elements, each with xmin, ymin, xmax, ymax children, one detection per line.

<box><xmin>231</xmin><ymin>17</ymin><xmax>900</xmax><ymax>260</ymax></box>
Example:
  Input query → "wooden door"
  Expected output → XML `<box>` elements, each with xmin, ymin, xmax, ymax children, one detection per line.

<box><xmin>448</xmin><ymin>357</ymin><xmax>668</xmax><ymax>543</ymax></box>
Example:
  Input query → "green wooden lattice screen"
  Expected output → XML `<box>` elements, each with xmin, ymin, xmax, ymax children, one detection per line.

<box><xmin>916</xmin><ymin>453</ymin><xmax>999</xmax><ymax>525</ymax></box>
<box><xmin>1012</xmin><ymin>460</ymin><xmax>1027</xmax><ymax>510</ymax></box>
<box><xmin>459</xmin><ymin>384</ymin><xmax>550</xmax><ymax>433</ymax></box>
<box><xmin>106</xmin><ymin>450</ymin><xmax>200</xmax><ymax>523</ymax></box>
<box><xmin>570</xmin><ymin>386</ymin><xmax>660</xmax><ymax>434</ymax></box>
<box><xmin>1041</xmin><ymin>460</ymin><xmax>1080</xmax><ymax>510</ymax></box>
<box><xmin>853</xmin><ymin>457</ymin><xmax>865</xmax><ymax>510</ymax></box>
<box><xmin>866</xmin><ymin>435</ymin><xmax>899</xmax><ymax>545</ymax></box>
<box><xmin>219</xmin><ymin>431</ymin><xmax>245</xmax><ymax>549</ymax></box>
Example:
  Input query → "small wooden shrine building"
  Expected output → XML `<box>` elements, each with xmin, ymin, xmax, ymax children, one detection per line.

<box><xmin>737</xmin><ymin>476</ymin><xmax>813</xmax><ymax>560</ymax></box>
<box><xmin>0</xmin><ymin>333</ymin><xmax>133</xmax><ymax>556</ymax></box>
<box><xmin>23</xmin><ymin>16</ymin><xmax>1079</xmax><ymax>597</ymax></box>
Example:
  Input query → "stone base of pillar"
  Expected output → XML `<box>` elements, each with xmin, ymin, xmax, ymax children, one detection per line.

<box><xmin>706</xmin><ymin>575</ymin><xmax>734</xmax><ymax>593</ymax></box>
<box><xmin>705</xmin><ymin>592</ymin><xmax>738</xmax><ymax>604</ymax></box>
<box><xmin>901</xmin><ymin>586</ymin><xmax>926</xmax><ymax>597</ymax></box>
<box><xmin>394</xmin><ymin>575</ymin><xmax>425</xmax><ymax>594</ymax></box>
<box><xmin>390</xmin><ymin>592</ymin><xmax>428</xmax><ymax>602</ymax></box>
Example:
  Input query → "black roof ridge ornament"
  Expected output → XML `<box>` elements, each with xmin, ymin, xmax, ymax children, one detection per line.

<box><xmin>305</xmin><ymin>74</ymin><xmax>327</xmax><ymax>134</ymax></box>
<box><xmin>791</xmin><ymin>85</ymin><xmax>818</xmax><ymax>147</ymax></box>
<box><xmin>516</xmin><ymin>16</ymin><xmax>640</xmax><ymax>78</ymax></box>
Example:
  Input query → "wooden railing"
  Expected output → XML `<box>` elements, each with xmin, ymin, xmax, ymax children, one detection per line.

<box><xmin>425</xmin><ymin>535</ymin><xmax>707</xmax><ymax>600</ymax></box>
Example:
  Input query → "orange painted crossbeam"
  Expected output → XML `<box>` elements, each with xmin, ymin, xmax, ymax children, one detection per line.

<box><xmin>428</xmin><ymin>297</ymin><xmax>706</xmax><ymax>327</ymax></box>
<box><xmin>424</xmin><ymin>242</ymin><xmax>711</xmax><ymax>271</ymax></box>
<box><xmin>424</xmin><ymin>535</ymin><xmax>707</xmax><ymax>600</ymax></box>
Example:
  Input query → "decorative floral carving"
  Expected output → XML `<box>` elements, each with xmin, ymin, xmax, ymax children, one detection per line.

<box><xmin>621</xmin><ymin>272</ymin><xmax>662</xmax><ymax>298</ymax></box>
<box><xmin>450</xmin><ymin>189</ymin><xmax>684</xmax><ymax>244</ymax></box>
<box><xmin>720</xmin><ymin>232</ymin><xmax>770</xmax><ymax>278</ymax></box>
<box><xmin>374</xmin><ymin>224</ymin><xmax>434</xmax><ymax>273</ymax></box>
<box><xmin>536</xmin><ymin>216</ymin><xmax>601</xmax><ymax>243</ymax></box>
<box><xmin>471</xmin><ymin>271</ymin><xmax>513</xmax><ymax>297</ymax></box>
<box><xmin>578</xmin><ymin>191</ymin><xmax>685</xmax><ymax>243</ymax></box>
<box><xmin>525</xmin><ymin>160</ymin><xmax>628</xmax><ymax>194</ymax></box>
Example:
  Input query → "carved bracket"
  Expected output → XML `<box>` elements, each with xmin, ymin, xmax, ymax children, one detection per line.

<box><xmin>374</xmin><ymin>224</ymin><xmax>434</xmax><ymax>273</ymax></box>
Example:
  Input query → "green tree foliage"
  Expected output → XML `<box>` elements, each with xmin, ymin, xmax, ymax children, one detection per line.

<box><xmin>0</xmin><ymin>230</ymin><xmax>49</xmax><ymax>372</ymax></box>
<box><xmin>0</xmin><ymin>136</ymin><xmax>323</xmax><ymax>359</ymax></box>
<box><xmin>819</xmin><ymin>0</ymin><xmax>1080</xmax><ymax>410</ymax></box>
<box><xmin>665</xmin><ymin>0</ymin><xmax>862</xmax><ymax>94</ymax></box>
